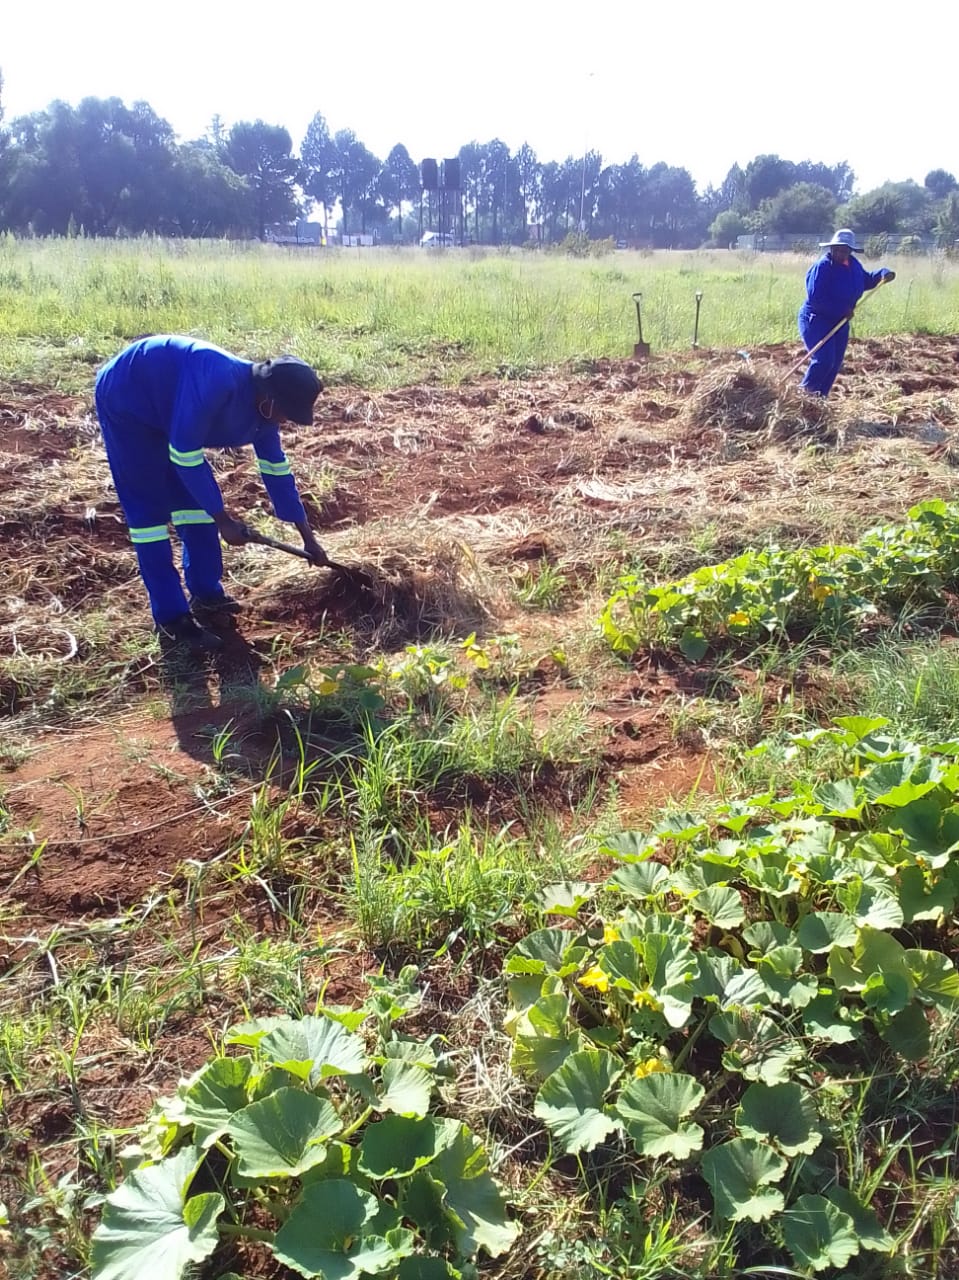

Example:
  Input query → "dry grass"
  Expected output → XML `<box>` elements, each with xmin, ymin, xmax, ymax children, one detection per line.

<box><xmin>262</xmin><ymin>531</ymin><xmax>497</xmax><ymax>648</ymax></box>
<box><xmin>683</xmin><ymin>360</ymin><xmax>835</xmax><ymax>447</ymax></box>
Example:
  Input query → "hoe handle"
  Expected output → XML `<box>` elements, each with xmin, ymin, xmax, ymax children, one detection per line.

<box><xmin>782</xmin><ymin>277</ymin><xmax>888</xmax><ymax>385</ymax></box>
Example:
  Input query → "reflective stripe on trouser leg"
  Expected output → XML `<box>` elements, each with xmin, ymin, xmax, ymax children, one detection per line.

<box><xmin>128</xmin><ymin>529</ymin><xmax>191</xmax><ymax>626</ymax></box>
<box><xmin>173</xmin><ymin>514</ymin><xmax>224</xmax><ymax>601</ymax></box>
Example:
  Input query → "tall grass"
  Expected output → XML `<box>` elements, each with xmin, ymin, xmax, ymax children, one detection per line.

<box><xmin>1</xmin><ymin>234</ymin><xmax>956</xmax><ymax>391</ymax></box>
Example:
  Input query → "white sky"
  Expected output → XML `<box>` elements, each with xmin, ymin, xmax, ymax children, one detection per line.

<box><xmin>3</xmin><ymin>0</ymin><xmax>954</xmax><ymax>196</ymax></box>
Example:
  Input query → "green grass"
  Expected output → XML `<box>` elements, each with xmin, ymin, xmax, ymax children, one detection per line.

<box><xmin>1</xmin><ymin>235</ymin><xmax>957</xmax><ymax>391</ymax></box>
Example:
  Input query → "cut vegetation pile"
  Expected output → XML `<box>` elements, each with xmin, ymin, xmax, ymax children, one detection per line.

<box><xmin>683</xmin><ymin>360</ymin><xmax>835</xmax><ymax>445</ymax></box>
<box><xmin>265</xmin><ymin>536</ymin><xmax>493</xmax><ymax>646</ymax></box>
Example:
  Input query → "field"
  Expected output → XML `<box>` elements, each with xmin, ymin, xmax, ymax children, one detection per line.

<box><xmin>3</xmin><ymin>241</ymin><xmax>959</xmax><ymax>1280</ymax></box>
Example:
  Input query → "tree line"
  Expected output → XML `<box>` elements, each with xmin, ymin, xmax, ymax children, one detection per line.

<box><xmin>1</xmin><ymin>78</ymin><xmax>957</xmax><ymax>248</ymax></box>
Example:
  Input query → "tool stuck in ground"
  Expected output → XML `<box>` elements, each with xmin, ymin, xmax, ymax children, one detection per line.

<box><xmin>781</xmin><ymin>277</ymin><xmax>889</xmax><ymax>386</ymax></box>
<box><xmin>631</xmin><ymin>292</ymin><xmax>651</xmax><ymax>359</ymax></box>
<box><xmin>693</xmin><ymin>290</ymin><xmax>703</xmax><ymax>348</ymax></box>
<box><xmin>240</xmin><ymin>527</ymin><xmax>376</xmax><ymax>592</ymax></box>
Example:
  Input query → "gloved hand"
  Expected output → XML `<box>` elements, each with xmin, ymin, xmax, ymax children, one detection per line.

<box><xmin>301</xmin><ymin>532</ymin><xmax>330</xmax><ymax>567</ymax></box>
<box><xmin>882</xmin><ymin>269</ymin><xmax>896</xmax><ymax>283</ymax></box>
<box><xmin>214</xmin><ymin>512</ymin><xmax>251</xmax><ymax>547</ymax></box>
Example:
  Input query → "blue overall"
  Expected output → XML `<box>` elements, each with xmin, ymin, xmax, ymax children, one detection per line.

<box><xmin>798</xmin><ymin>253</ymin><xmax>891</xmax><ymax>396</ymax></box>
<box><xmin>94</xmin><ymin>336</ymin><xmax>308</xmax><ymax>625</ymax></box>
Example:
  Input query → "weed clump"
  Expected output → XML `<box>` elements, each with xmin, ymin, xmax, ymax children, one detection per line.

<box><xmin>268</xmin><ymin>538</ymin><xmax>491</xmax><ymax>648</ymax></box>
<box><xmin>683</xmin><ymin>362</ymin><xmax>834</xmax><ymax>445</ymax></box>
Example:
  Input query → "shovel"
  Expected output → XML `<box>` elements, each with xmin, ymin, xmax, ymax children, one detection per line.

<box><xmin>631</xmin><ymin>292</ymin><xmax>651</xmax><ymax>359</ymax></box>
<box><xmin>241</xmin><ymin>527</ymin><xmax>376</xmax><ymax>591</ymax></box>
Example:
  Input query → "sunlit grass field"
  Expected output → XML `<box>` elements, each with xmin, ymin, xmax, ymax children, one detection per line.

<box><xmin>1</xmin><ymin>235</ymin><xmax>957</xmax><ymax>391</ymax></box>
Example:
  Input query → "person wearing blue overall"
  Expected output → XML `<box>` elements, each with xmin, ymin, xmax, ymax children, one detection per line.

<box><xmin>798</xmin><ymin>229</ymin><xmax>895</xmax><ymax>396</ymax></box>
<box><xmin>95</xmin><ymin>335</ymin><xmax>327</xmax><ymax>653</ymax></box>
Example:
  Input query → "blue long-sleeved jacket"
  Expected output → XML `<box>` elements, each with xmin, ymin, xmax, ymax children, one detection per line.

<box><xmin>94</xmin><ymin>335</ymin><xmax>307</xmax><ymax>524</ymax></box>
<box><xmin>801</xmin><ymin>253</ymin><xmax>889</xmax><ymax>326</ymax></box>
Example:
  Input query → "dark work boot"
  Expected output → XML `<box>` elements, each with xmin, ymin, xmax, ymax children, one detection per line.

<box><xmin>157</xmin><ymin>613</ymin><xmax>225</xmax><ymax>655</ymax></box>
<box><xmin>191</xmin><ymin>593</ymin><xmax>243</xmax><ymax>624</ymax></box>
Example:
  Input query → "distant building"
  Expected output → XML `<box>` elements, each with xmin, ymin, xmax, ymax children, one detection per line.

<box><xmin>264</xmin><ymin>221</ymin><xmax>324</xmax><ymax>246</ymax></box>
<box><xmin>342</xmin><ymin>233</ymin><xmax>376</xmax><ymax>247</ymax></box>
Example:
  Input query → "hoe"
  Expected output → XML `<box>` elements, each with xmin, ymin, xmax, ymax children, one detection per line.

<box><xmin>240</xmin><ymin>526</ymin><xmax>375</xmax><ymax>593</ymax></box>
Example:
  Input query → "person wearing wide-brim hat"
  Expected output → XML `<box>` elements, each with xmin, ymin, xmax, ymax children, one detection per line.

<box><xmin>797</xmin><ymin>228</ymin><xmax>895</xmax><ymax>396</ymax></box>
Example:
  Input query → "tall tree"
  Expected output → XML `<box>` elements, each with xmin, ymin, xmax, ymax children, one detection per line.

<box><xmin>761</xmin><ymin>182</ymin><xmax>837</xmax><ymax>234</ymax></box>
<box><xmin>223</xmin><ymin>120</ymin><xmax>298</xmax><ymax>238</ymax></box>
<box><xmin>330</xmin><ymin>129</ymin><xmax>381</xmax><ymax>235</ymax></box>
<box><xmin>514</xmin><ymin>142</ymin><xmax>541</xmax><ymax>238</ymax></box>
<box><xmin>167</xmin><ymin>142</ymin><xmax>253</xmax><ymax>236</ymax></box>
<box><xmin>299</xmin><ymin>112</ymin><xmax>337</xmax><ymax>238</ymax></box>
<box><xmin>743</xmin><ymin>154</ymin><xmax>796</xmax><ymax>209</ymax></box>
<box><xmin>925</xmin><ymin>168</ymin><xmax>958</xmax><ymax>199</ymax></box>
<box><xmin>379</xmin><ymin>143</ymin><xmax>420</xmax><ymax>241</ymax></box>
<box><xmin>935</xmin><ymin>191</ymin><xmax>959</xmax><ymax>248</ymax></box>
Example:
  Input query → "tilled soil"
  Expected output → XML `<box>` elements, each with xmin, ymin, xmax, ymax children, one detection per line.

<box><xmin>3</xmin><ymin>335</ymin><xmax>959</xmax><ymax>1278</ymax></box>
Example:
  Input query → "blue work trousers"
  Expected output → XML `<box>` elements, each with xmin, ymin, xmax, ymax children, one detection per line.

<box><xmin>95</xmin><ymin>395</ymin><xmax>224</xmax><ymax>625</ymax></box>
<box><xmin>798</xmin><ymin>307</ymin><xmax>849</xmax><ymax>398</ymax></box>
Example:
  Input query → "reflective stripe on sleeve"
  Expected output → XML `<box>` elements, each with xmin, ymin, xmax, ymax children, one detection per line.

<box><xmin>257</xmin><ymin>457</ymin><xmax>293</xmax><ymax>477</ymax></box>
<box><xmin>130</xmin><ymin>525</ymin><xmax>169</xmax><ymax>544</ymax></box>
<box><xmin>169</xmin><ymin>445</ymin><xmax>205</xmax><ymax>467</ymax></box>
<box><xmin>171</xmin><ymin>509</ymin><xmax>215</xmax><ymax>526</ymax></box>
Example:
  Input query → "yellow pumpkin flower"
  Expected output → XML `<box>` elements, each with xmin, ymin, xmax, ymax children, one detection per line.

<box><xmin>578</xmin><ymin>966</ymin><xmax>610</xmax><ymax>993</ymax></box>
<box><xmin>634</xmin><ymin>1057</ymin><xmax>671</xmax><ymax>1078</ymax></box>
<box><xmin>727</xmin><ymin>611</ymin><xmax>750</xmax><ymax>627</ymax></box>
<box><xmin>633</xmin><ymin>989</ymin><xmax>664</xmax><ymax>1012</ymax></box>
<box><xmin>602</xmin><ymin>924</ymin><xmax>621</xmax><ymax>944</ymax></box>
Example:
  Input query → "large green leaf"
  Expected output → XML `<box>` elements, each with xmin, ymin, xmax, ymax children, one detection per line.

<box><xmin>693</xmin><ymin>885</ymin><xmax>745</xmax><ymax>928</ymax></box>
<box><xmin>258</xmin><ymin>1016</ymin><xmax>366</xmax><ymax>1084</ymax></box>
<box><xmin>679</xmin><ymin>626</ymin><xmax>708</xmax><ymax>662</ymax></box>
<box><xmin>827</xmin><ymin>1186</ymin><xmax>895</xmax><ymax>1253</ymax></box>
<box><xmin>756</xmin><ymin>947</ymin><xmax>818</xmax><ymax>1010</ymax></box>
<box><xmin>736</xmin><ymin>1082</ymin><xmax>821</xmax><ymax>1156</ymax></box>
<box><xmin>802</xmin><ymin>993</ymin><xmax>858</xmax><ymax>1044</ymax></box>
<box><xmin>614</xmin><ymin>1072</ymin><xmax>705</xmax><ymax>1159</ymax></box>
<box><xmin>536</xmin><ymin>881</ymin><xmax>596</xmax><ymax>916</ymax></box>
<box><xmin>700</xmin><ymin>1138</ymin><xmax>787</xmax><ymax>1223</ymax></box>
<box><xmin>599</xmin><ymin>831</ymin><xmax>658</xmax><ymax>862</ymax></box>
<box><xmin>379</xmin><ymin>1060</ymin><xmax>433</xmax><ymax>1117</ymax></box>
<box><xmin>847</xmin><ymin>885</ymin><xmax>905</xmax><ymax>931</ymax></box>
<box><xmin>91</xmin><ymin>1147</ymin><xmax>222</xmax><ymax>1280</ymax></box>
<box><xmin>832</xmin><ymin>714</ymin><xmax>890</xmax><ymax>743</ymax></box>
<box><xmin>609</xmin><ymin>862</ymin><xmax>670</xmax><ymax>898</ymax></box>
<box><xmin>359</xmin><ymin>1115</ymin><xmax>460</xmax><ymax>1179</ymax></box>
<box><xmin>782</xmin><ymin>1194</ymin><xmax>860</xmax><ymax>1272</ymax></box>
<box><xmin>181</xmin><ymin>1057</ymin><xmax>252</xmax><ymax>1147</ymax></box>
<box><xmin>506</xmin><ymin>927</ymin><xmax>583</xmax><ymax>977</ymax></box>
<box><xmin>534</xmin><ymin>1049</ymin><xmax>623</xmax><ymax>1153</ymax></box>
<box><xmin>797</xmin><ymin>912</ymin><xmax>859</xmax><ymax>954</ymax></box>
<box><xmin>813</xmin><ymin>778</ymin><xmax>864</xmax><ymax>819</ymax></box>
<box><xmin>397</xmin><ymin>1260</ymin><xmax>460</xmax><ymax>1279</ymax></box>
<box><xmin>881</xmin><ymin>1002</ymin><xmax>931</xmax><ymax>1061</ymax></box>
<box><xmin>889</xmin><ymin>797</ymin><xmax>959</xmax><ymax>867</ymax></box>
<box><xmin>227</xmin><ymin>1088</ymin><xmax>342</xmax><ymax>1179</ymax></box>
<box><xmin>906</xmin><ymin>948</ymin><xmax>959</xmax><ymax>1006</ymax></box>
<box><xmin>863</xmin><ymin>755</ymin><xmax>942</xmax><ymax>807</ymax></box>
<box><xmin>898</xmin><ymin>865</ymin><xmax>956</xmax><ymax>923</ymax></box>
<box><xmin>509</xmin><ymin>992</ymin><xmax>581</xmax><ymax>1079</ymax></box>
<box><xmin>431</xmin><ymin>1124</ymin><xmax>521</xmax><ymax>1258</ymax></box>
<box><xmin>224</xmin><ymin>1016</ymin><xmax>287</xmax><ymax>1048</ymax></box>
<box><xmin>272</xmin><ymin>1180</ymin><xmax>411</xmax><ymax>1279</ymax></box>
